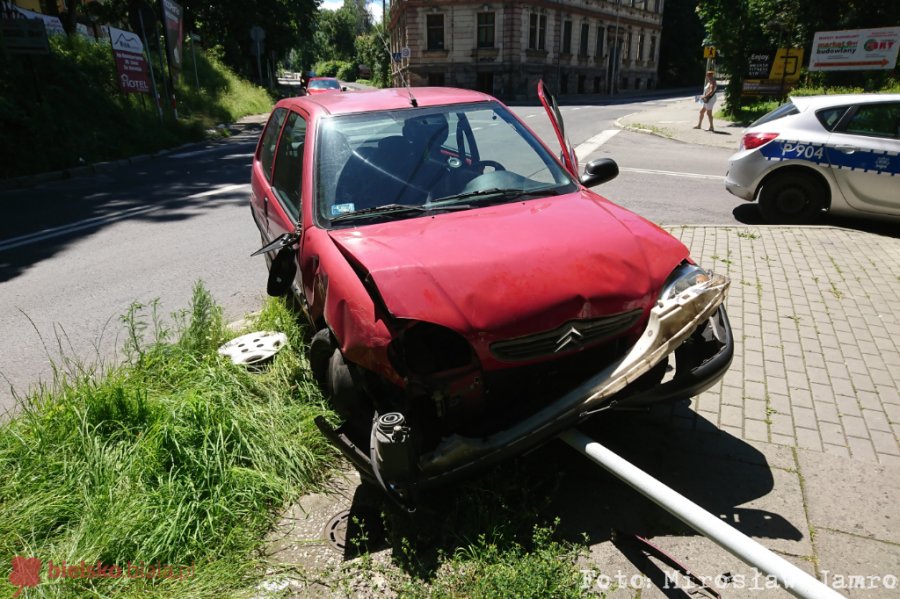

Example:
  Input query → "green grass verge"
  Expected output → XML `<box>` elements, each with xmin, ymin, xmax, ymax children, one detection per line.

<box><xmin>0</xmin><ymin>283</ymin><xmax>338</xmax><ymax>598</ymax></box>
<box><xmin>720</xmin><ymin>80</ymin><xmax>900</xmax><ymax>126</ymax></box>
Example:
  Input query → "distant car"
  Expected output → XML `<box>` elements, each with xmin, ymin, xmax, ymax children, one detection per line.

<box><xmin>726</xmin><ymin>94</ymin><xmax>900</xmax><ymax>223</ymax></box>
<box><xmin>306</xmin><ymin>77</ymin><xmax>344</xmax><ymax>95</ymax></box>
<box><xmin>249</xmin><ymin>83</ymin><xmax>732</xmax><ymax>503</ymax></box>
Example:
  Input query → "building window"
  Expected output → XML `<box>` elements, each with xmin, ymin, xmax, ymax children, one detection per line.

<box><xmin>562</xmin><ymin>20</ymin><xmax>572</xmax><ymax>54</ymax></box>
<box><xmin>649</xmin><ymin>35</ymin><xmax>656</xmax><ymax>62</ymax></box>
<box><xmin>560</xmin><ymin>72</ymin><xmax>569</xmax><ymax>93</ymax></box>
<box><xmin>427</xmin><ymin>14</ymin><xmax>444</xmax><ymax>50</ymax></box>
<box><xmin>529</xmin><ymin>14</ymin><xmax>547</xmax><ymax>50</ymax></box>
<box><xmin>624</xmin><ymin>30</ymin><xmax>632</xmax><ymax>59</ymax></box>
<box><xmin>539</xmin><ymin>15</ymin><xmax>546</xmax><ymax>50</ymax></box>
<box><xmin>579</xmin><ymin>23</ymin><xmax>589</xmax><ymax>57</ymax></box>
<box><xmin>428</xmin><ymin>72</ymin><xmax>445</xmax><ymax>86</ymax></box>
<box><xmin>477</xmin><ymin>13</ymin><xmax>495</xmax><ymax>48</ymax></box>
<box><xmin>596</xmin><ymin>25</ymin><xmax>604</xmax><ymax>57</ymax></box>
<box><xmin>529</xmin><ymin>14</ymin><xmax>537</xmax><ymax>49</ymax></box>
<box><xmin>637</xmin><ymin>33</ymin><xmax>644</xmax><ymax>61</ymax></box>
<box><xmin>654</xmin><ymin>0</ymin><xmax>661</xmax><ymax>12</ymax></box>
<box><xmin>594</xmin><ymin>76</ymin><xmax>602</xmax><ymax>92</ymax></box>
<box><xmin>577</xmin><ymin>74</ymin><xmax>585</xmax><ymax>93</ymax></box>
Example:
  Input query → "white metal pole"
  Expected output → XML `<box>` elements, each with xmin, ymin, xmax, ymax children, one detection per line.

<box><xmin>559</xmin><ymin>429</ymin><xmax>846</xmax><ymax>599</ymax></box>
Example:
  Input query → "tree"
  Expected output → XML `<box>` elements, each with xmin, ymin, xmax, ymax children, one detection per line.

<box><xmin>658</xmin><ymin>0</ymin><xmax>706</xmax><ymax>88</ymax></box>
<box><xmin>354</xmin><ymin>23</ymin><xmax>391</xmax><ymax>86</ymax></box>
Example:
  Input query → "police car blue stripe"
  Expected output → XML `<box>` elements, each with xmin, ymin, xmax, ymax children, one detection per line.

<box><xmin>759</xmin><ymin>139</ymin><xmax>900</xmax><ymax>176</ymax></box>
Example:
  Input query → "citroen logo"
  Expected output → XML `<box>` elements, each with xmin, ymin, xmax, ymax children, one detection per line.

<box><xmin>555</xmin><ymin>326</ymin><xmax>584</xmax><ymax>353</ymax></box>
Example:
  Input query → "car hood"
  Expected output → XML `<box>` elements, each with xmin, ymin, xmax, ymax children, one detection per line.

<box><xmin>327</xmin><ymin>190</ymin><xmax>689</xmax><ymax>336</ymax></box>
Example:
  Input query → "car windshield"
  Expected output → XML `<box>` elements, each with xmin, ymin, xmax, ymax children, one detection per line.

<box><xmin>316</xmin><ymin>102</ymin><xmax>577</xmax><ymax>226</ymax></box>
<box><xmin>310</xmin><ymin>79</ymin><xmax>340</xmax><ymax>90</ymax></box>
<box><xmin>750</xmin><ymin>101</ymin><xmax>799</xmax><ymax>127</ymax></box>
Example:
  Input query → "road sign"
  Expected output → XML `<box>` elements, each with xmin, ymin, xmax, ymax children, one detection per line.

<box><xmin>249</xmin><ymin>26</ymin><xmax>265</xmax><ymax>42</ymax></box>
<box><xmin>392</xmin><ymin>51</ymin><xmax>402</xmax><ymax>62</ymax></box>
<box><xmin>703</xmin><ymin>46</ymin><xmax>716</xmax><ymax>58</ymax></box>
<box><xmin>0</xmin><ymin>19</ymin><xmax>50</xmax><ymax>55</ymax></box>
<box><xmin>400</xmin><ymin>46</ymin><xmax>410</xmax><ymax>58</ymax></box>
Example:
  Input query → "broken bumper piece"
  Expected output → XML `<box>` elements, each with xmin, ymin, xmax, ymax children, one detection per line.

<box><xmin>315</xmin><ymin>271</ymin><xmax>732</xmax><ymax>493</ymax></box>
<box><xmin>417</xmin><ymin>271</ymin><xmax>732</xmax><ymax>487</ymax></box>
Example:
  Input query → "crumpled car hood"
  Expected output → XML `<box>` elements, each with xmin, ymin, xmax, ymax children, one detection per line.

<box><xmin>327</xmin><ymin>190</ymin><xmax>689</xmax><ymax>337</ymax></box>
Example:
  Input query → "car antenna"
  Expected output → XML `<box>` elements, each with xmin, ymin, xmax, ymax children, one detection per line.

<box><xmin>379</xmin><ymin>31</ymin><xmax>417</xmax><ymax>107</ymax></box>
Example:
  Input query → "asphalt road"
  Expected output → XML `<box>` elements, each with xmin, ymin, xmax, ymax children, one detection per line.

<box><xmin>0</xmin><ymin>93</ymin><xmax>744</xmax><ymax>414</ymax></box>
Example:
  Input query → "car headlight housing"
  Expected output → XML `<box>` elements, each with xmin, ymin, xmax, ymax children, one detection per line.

<box><xmin>660</xmin><ymin>263</ymin><xmax>712</xmax><ymax>301</ymax></box>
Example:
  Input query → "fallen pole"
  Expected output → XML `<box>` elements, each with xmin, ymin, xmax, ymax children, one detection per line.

<box><xmin>559</xmin><ymin>429</ymin><xmax>846</xmax><ymax>599</ymax></box>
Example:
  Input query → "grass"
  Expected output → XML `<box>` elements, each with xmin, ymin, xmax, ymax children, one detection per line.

<box><xmin>626</xmin><ymin>122</ymin><xmax>672</xmax><ymax>137</ymax></box>
<box><xmin>0</xmin><ymin>283</ymin><xmax>338</xmax><ymax>598</ymax></box>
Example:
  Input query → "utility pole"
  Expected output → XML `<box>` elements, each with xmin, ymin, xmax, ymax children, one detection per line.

<box><xmin>610</xmin><ymin>0</ymin><xmax>620</xmax><ymax>95</ymax></box>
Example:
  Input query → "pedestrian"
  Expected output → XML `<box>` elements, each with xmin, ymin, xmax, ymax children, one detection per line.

<box><xmin>694</xmin><ymin>70</ymin><xmax>717</xmax><ymax>132</ymax></box>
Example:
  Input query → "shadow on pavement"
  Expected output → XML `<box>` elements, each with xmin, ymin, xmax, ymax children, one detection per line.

<box><xmin>340</xmin><ymin>403</ymin><xmax>801</xmax><ymax>585</ymax></box>
<box><xmin>733</xmin><ymin>204</ymin><xmax>900</xmax><ymax>238</ymax></box>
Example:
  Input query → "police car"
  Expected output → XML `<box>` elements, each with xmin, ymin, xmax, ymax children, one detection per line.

<box><xmin>726</xmin><ymin>94</ymin><xmax>900</xmax><ymax>223</ymax></box>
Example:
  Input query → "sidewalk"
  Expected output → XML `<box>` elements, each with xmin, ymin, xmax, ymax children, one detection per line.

<box><xmin>617</xmin><ymin>93</ymin><xmax>743</xmax><ymax>151</ymax></box>
<box><xmin>260</xmin><ymin>225</ymin><xmax>900</xmax><ymax>598</ymax></box>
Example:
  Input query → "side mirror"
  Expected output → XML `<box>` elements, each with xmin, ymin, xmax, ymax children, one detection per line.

<box><xmin>580</xmin><ymin>158</ymin><xmax>618</xmax><ymax>188</ymax></box>
<box><xmin>341</xmin><ymin>86</ymin><xmax>348</xmax><ymax>92</ymax></box>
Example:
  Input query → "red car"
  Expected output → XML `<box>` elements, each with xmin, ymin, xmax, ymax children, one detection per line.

<box><xmin>250</xmin><ymin>83</ymin><xmax>733</xmax><ymax>505</ymax></box>
<box><xmin>305</xmin><ymin>76</ymin><xmax>344</xmax><ymax>95</ymax></box>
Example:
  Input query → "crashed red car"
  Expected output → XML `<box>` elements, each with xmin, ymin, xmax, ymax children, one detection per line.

<box><xmin>249</xmin><ymin>83</ymin><xmax>733</xmax><ymax>505</ymax></box>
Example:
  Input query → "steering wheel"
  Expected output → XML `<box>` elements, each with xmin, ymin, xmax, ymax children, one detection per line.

<box><xmin>476</xmin><ymin>160</ymin><xmax>506</xmax><ymax>173</ymax></box>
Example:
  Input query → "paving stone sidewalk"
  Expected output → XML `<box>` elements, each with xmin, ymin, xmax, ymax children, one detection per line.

<box><xmin>261</xmin><ymin>225</ymin><xmax>900</xmax><ymax>599</ymax></box>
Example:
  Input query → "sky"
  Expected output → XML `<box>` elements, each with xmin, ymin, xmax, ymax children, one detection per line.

<box><xmin>319</xmin><ymin>0</ymin><xmax>383</xmax><ymax>24</ymax></box>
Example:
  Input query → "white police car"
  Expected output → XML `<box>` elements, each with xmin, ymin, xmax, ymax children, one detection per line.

<box><xmin>726</xmin><ymin>94</ymin><xmax>900</xmax><ymax>223</ymax></box>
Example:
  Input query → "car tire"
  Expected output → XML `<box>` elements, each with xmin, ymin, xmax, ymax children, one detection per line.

<box><xmin>309</xmin><ymin>328</ymin><xmax>334</xmax><ymax>388</ymax></box>
<box><xmin>758</xmin><ymin>172</ymin><xmax>825</xmax><ymax>224</ymax></box>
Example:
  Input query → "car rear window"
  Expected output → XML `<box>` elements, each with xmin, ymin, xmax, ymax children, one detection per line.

<box><xmin>815</xmin><ymin>105</ymin><xmax>851</xmax><ymax>131</ymax></box>
<box><xmin>750</xmin><ymin>102</ymin><xmax>799</xmax><ymax>127</ymax></box>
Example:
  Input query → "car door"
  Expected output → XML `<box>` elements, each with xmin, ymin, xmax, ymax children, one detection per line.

<box><xmin>825</xmin><ymin>101</ymin><xmax>900</xmax><ymax>216</ymax></box>
<box><xmin>266</xmin><ymin>110</ymin><xmax>310</xmax><ymax>294</ymax></box>
<box><xmin>251</xmin><ymin>107</ymin><xmax>288</xmax><ymax>237</ymax></box>
<box><xmin>537</xmin><ymin>80</ymin><xmax>579</xmax><ymax>177</ymax></box>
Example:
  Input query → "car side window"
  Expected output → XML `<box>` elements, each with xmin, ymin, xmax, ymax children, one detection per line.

<box><xmin>271</xmin><ymin>111</ymin><xmax>307</xmax><ymax>222</ymax></box>
<box><xmin>258</xmin><ymin>108</ymin><xmax>288</xmax><ymax>183</ymax></box>
<box><xmin>842</xmin><ymin>103</ymin><xmax>900</xmax><ymax>140</ymax></box>
<box><xmin>815</xmin><ymin>106</ymin><xmax>850</xmax><ymax>131</ymax></box>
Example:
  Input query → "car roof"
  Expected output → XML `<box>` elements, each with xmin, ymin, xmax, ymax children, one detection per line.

<box><xmin>277</xmin><ymin>87</ymin><xmax>496</xmax><ymax>117</ymax></box>
<box><xmin>790</xmin><ymin>93</ymin><xmax>900</xmax><ymax>112</ymax></box>
<box><xmin>309</xmin><ymin>77</ymin><xmax>337</xmax><ymax>81</ymax></box>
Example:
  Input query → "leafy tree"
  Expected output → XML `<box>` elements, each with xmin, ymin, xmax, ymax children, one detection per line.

<box><xmin>354</xmin><ymin>23</ymin><xmax>391</xmax><ymax>86</ymax></box>
<box><xmin>658</xmin><ymin>0</ymin><xmax>706</xmax><ymax>88</ymax></box>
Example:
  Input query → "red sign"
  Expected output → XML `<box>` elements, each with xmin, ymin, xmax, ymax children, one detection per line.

<box><xmin>109</xmin><ymin>26</ymin><xmax>151</xmax><ymax>95</ymax></box>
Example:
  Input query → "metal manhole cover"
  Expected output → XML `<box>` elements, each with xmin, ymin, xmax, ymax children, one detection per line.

<box><xmin>324</xmin><ymin>510</ymin><xmax>350</xmax><ymax>552</ymax></box>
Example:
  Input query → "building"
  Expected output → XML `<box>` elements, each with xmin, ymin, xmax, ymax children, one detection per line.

<box><xmin>388</xmin><ymin>0</ymin><xmax>664</xmax><ymax>101</ymax></box>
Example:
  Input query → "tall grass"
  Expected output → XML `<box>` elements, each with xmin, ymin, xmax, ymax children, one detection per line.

<box><xmin>0</xmin><ymin>283</ymin><xmax>337</xmax><ymax>597</ymax></box>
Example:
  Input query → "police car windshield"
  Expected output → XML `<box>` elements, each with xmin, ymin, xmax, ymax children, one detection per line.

<box><xmin>750</xmin><ymin>102</ymin><xmax>799</xmax><ymax>128</ymax></box>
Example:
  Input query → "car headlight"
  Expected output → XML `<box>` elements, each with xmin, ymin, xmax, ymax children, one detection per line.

<box><xmin>660</xmin><ymin>263</ymin><xmax>712</xmax><ymax>301</ymax></box>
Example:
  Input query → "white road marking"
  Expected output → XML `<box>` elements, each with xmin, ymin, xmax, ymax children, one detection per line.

<box><xmin>526</xmin><ymin>114</ymin><xmax>537</xmax><ymax>118</ymax></box>
<box><xmin>574</xmin><ymin>130</ymin><xmax>620</xmax><ymax>160</ymax></box>
<box><xmin>0</xmin><ymin>183</ymin><xmax>250</xmax><ymax>253</ymax></box>
<box><xmin>619</xmin><ymin>167</ymin><xmax>725</xmax><ymax>181</ymax></box>
<box><xmin>169</xmin><ymin>148</ymin><xmax>216</xmax><ymax>159</ymax></box>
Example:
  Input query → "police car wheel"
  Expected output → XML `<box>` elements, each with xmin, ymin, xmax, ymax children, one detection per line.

<box><xmin>758</xmin><ymin>172</ymin><xmax>824</xmax><ymax>224</ymax></box>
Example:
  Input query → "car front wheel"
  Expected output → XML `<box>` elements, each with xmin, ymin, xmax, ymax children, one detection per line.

<box><xmin>758</xmin><ymin>172</ymin><xmax>825</xmax><ymax>224</ymax></box>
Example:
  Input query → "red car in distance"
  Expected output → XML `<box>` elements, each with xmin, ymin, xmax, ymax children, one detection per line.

<box><xmin>306</xmin><ymin>76</ymin><xmax>344</xmax><ymax>95</ymax></box>
<box><xmin>249</xmin><ymin>83</ymin><xmax>733</xmax><ymax>506</ymax></box>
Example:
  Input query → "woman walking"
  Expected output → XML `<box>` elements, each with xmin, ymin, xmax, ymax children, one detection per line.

<box><xmin>694</xmin><ymin>71</ymin><xmax>717</xmax><ymax>132</ymax></box>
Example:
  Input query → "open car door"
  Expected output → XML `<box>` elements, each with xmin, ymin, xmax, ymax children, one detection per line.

<box><xmin>538</xmin><ymin>80</ymin><xmax>579</xmax><ymax>177</ymax></box>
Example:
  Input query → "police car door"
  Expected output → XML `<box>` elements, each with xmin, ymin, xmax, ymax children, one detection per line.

<box><xmin>825</xmin><ymin>100</ymin><xmax>900</xmax><ymax>216</ymax></box>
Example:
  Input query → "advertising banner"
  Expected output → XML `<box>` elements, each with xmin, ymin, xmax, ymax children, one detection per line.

<box><xmin>109</xmin><ymin>26</ymin><xmax>151</xmax><ymax>94</ymax></box>
<box><xmin>162</xmin><ymin>0</ymin><xmax>184</xmax><ymax>71</ymax></box>
<box><xmin>809</xmin><ymin>27</ymin><xmax>900</xmax><ymax>71</ymax></box>
<box><xmin>11</xmin><ymin>5</ymin><xmax>66</xmax><ymax>36</ymax></box>
<box><xmin>742</xmin><ymin>48</ymin><xmax>804</xmax><ymax>96</ymax></box>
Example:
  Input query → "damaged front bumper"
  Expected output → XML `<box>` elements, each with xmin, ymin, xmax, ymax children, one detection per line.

<box><xmin>318</xmin><ymin>271</ymin><xmax>732</xmax><ymax>491</ymax></box>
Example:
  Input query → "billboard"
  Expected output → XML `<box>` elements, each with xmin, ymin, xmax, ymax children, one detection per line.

<box><xmin>809</xmin><ymin>27</ymin><xmax>900</xmax><ymax>71</ymax></box>
<box><xmin>163</xmin><ymin>0</ymin><xmax>184</xmax><ymax>71</ymax></box>
<box><xmin>109</xmin><ymin>26</ymin><xmax>152</xmax><ymax>95</ymax></box>
<box><xmin>742</xmin><ymin>48</ymin><xmax>804</xmax><ymax>96</ymax></box>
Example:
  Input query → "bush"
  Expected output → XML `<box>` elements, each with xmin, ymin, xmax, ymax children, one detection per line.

<box><xmin>336</xmin><ymin>61</ymin><xmax>358</xmax><ymax>82</ymax></box>
<box><xmin>312</xmin><ymin>59</ymin><xmax>345</xmax><ymax>77</ymax></box>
